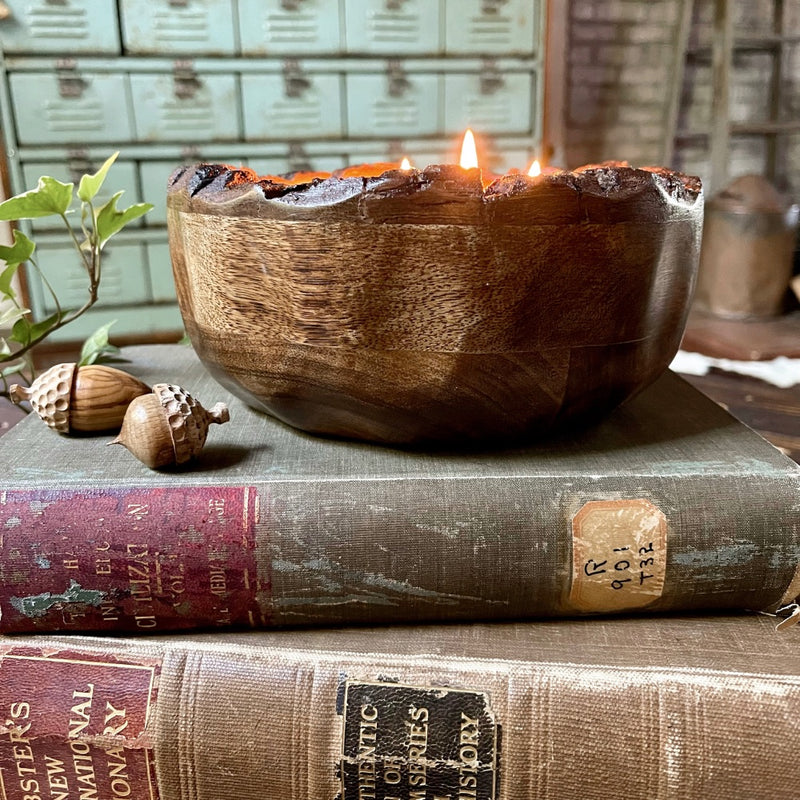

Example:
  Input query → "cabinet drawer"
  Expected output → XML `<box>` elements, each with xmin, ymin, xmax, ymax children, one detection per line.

<box><xmin>486</xmin><ymin>147</ymin><xmax>534</xmax><ymax>175</ymax></box>
<box><xmin>344</xmin><ymin>0</ymin><xmax>441</xmax><ymax>54</ymax></box>
<box><xmin>0</xmin><ymin>0</ymin><xmax>120</xmax><ymax>54</ymax></box>
<box><xmin>241</xmin><ymin>71</ymin><xmax>343</xmax><ymax>140</ymax></box>
<box><xmin>130</xmin><ymin>73</ymin><xmax>241</xmax><ymax>142</ymax></box>
<box><xmin>145</xmin><ymin>242</ymin><xmax>177</xmax><ymax>303</ymax></box>
<box><xmin>238</xmin><ymin>0</ymin><xmax>342</xmax><ymax>55</ymax></box>
<box><xmin>139</xmin><ymin>161</ymin><xmax>179</xmax><ymax>226</ymax></box>
<box><xmin>444</xmin><ymin>71</ymin><xmax>534</xmax><ymax>134</ymax></box>
<box><xmin>348</xmin><ymin>149</ymin><xmax>445</xmax><ymax>170</ymax></box>
<box><xmin>120</xmin><ymin>0</ymin><xmax>237</xmax><ymax>55</ymax></box>
<box><xmin>34</xmin><ymin>242</ymin><xmax>151</xmax><ymax>313</ymax></box>
<box><xmin>9</xmin><ymin>72</ymin><xmax>134</xmax><ymax>145</ymax></box>
<box><xmin>346</xmin><ymin>71</ymin><xmax>441</xmax><ymax>137</ymax></box>
<box><xmin>444</xmin><ymin>0</ymin><xmax>539</xmax><ymax>55</ymax></box>
<box><xmin>41</xmin><ymin>305</ymin><xmax>183</xmax><ymax>343</ymax></box>
<box><xmin>21</xmin><ymin>159</ymin><xmax>141</xmax><ymax>230</ymax></box>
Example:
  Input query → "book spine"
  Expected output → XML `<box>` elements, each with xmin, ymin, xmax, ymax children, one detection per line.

<box><xmin>0</xmin><ymin>635</ymin><xmax>797</xmax><ymax>800</ymax></box>
<box><xmin>1</xmin><ymin>471</ymin><xmax>798</xmax><ymax>633</ymax></box>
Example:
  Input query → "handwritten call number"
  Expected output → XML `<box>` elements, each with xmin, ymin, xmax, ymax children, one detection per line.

<box><xmin>583</xmin><ymin>543</ymin><xmax>656</xmax><ymax>589</ymax></box>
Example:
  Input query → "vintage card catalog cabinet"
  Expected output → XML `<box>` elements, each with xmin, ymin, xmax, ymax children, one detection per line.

<box><xmin>0</xmin><ymin>0</ymin><xmax>546</xmax><ymax>344</ymax></box>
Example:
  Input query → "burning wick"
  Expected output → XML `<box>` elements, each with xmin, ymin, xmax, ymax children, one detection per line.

<box><xmin>459</xmin><ymin>129</ymin><xmax>479</xmax><ymax>170</ymax></box>
<box><xmin>528</xmin><ymin>160</ymin><xmax>542</xmax><ymax>177</ymax></box>
<box><xmin>399</xmin><ymin>157</ymin><xmax>412</xmax><ymax>171</ymax></box>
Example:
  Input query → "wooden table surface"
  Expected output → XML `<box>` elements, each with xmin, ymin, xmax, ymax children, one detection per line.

<box><xmin>679</xmin><ymin>369</ymin><xmax>799</xmax><ymax>462</ymax></box>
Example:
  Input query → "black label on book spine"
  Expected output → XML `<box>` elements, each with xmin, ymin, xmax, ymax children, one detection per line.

<box><xmin>340</xmin><ymin>679</ymin><xmax>498</xmax><ymax>800</ymax></box>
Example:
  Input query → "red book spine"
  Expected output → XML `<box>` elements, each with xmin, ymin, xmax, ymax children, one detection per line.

<box><xmin>0</xmin><ymin>487</ymin><xmax>262</xmax><ymax>633</ymax></box>
<box><xmin>0</xmin><ymin>646</ymin><xmax>161</xmax><ymax>800</ymax></box>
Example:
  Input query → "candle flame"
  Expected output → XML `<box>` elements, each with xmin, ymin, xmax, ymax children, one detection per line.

<box><xmin>459</xmin><ymin>129</ymin><xmax>479</xmax><ymax>170</ymax></box>
<box><xmin>399</xmin><ymin>157</ymin><xmax>411</xmax><ymax>170</ymax></box>
<box><xmin>528</xmin><ymin>159</ymin><xmax>541</xmax><ymax>177</ymax></box>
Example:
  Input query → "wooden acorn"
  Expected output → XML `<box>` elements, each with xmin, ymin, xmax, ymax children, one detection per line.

<box><xmin>9</xmin><ymin>363</ymin><xmax>151</xmax><ymax>433</ymax></box>
<box><xmin>111</xmin><ymin>383</ymin><xmax>230</xmax><ymax>469</ymax></box>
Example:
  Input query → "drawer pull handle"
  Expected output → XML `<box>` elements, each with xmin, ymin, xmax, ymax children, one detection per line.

<box><xmin>288</xmin><ymin>143</ymin><xmax>312</xmax><ymax>172</ymax></box>
<box><xmin>387</xmin><ymin>60</ymin><xmax>411</xmax><ymax>98</ymax></box>
<box><xmin>480</xmin><ymin>60</ymin><xmax>504</xmax><ymax>95</ymax></box>
<box><xmin>283</xmin><ymin>60</ymin><xmax>311</xmax><ymax>98</ymax></box>
<box><xmin>173</xmin><ymin>60</ymin><xmax>202</xmax><ymax>99</ymax></box>
<box><xmin>481</xmin><ymin>0</ymin><xmax>508</xmax><ymax>14</ymax></box>
<box><xmin>56</xmin><ymin>60</ymin><xmax>88</xmax><ymax>99</ymax></box>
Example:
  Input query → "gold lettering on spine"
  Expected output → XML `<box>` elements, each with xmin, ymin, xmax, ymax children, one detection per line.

<box><xmin>457</xmin><ymin>713</ymin><xmax>480</xmax><ymax>799</ymax></box>
<box><xmin>357</xmin><ymin>704</ymin><xmax>378</xmax><ymax>800</ymax></box>
<box><xmin>4</xmin><ymin>702</ymin><xmax>42</xmax><ymax>800</ymax></box>
<box><xmin>405</xmin><ymin>705</ymin><xmax>429</xmax><ymax>798</ymax></box>
<box><xmin>66</xmin><ymin>684</ymin><xmax>100</xmax><ymax>800</ymax></box>
<box><xmin>126</xmin><ymin>544</ymin><xmax>157</xmax><ymax>628</ymax></box>
<box><xmin>44</xmin><ymin>755</ymin><xmax>70</xmax><ymax>800</ymax></box>
<box><xmin>68</xmin><ymin>684</ymin><xmax>95</xmax><ymax>738</ymax></box>
<box><xmin>68</xmin><ymin>739</ymin><xmax>99</xmax><ymax>800</ymax></box>
<box><xmin>105</xmin><ymin>747</ymin><xmax>132</xmax><ymax>799</ymax></box>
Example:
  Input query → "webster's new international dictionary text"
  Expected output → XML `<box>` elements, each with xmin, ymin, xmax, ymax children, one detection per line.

<box><xmin>0</xmin><ymin>614</ymin><xmax>797</xmax><ymax>800</ymax></box>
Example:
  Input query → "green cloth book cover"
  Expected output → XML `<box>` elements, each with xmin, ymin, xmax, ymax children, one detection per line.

<box><xmin>1</xmin><ymin>344</ymin><xmax>798</xmax><ymax>634</ymax></box>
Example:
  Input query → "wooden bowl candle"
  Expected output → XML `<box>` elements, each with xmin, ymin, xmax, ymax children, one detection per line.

<box><xmin>166</xmin><ymin>160</ymin><xmax>703</xmax><ymax>445</ymax></box>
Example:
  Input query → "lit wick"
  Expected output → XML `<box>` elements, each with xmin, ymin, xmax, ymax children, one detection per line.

<box><xmin>528</xmin><ymin>159</ymin><xmax>542</xmax><ymax>177</ymax></box>
<box><xmin>399</xmin><ymin>157</ymin><xmax>412</xmax><ymax>171</ymax></box>
<box><xmin>459</xmin><ymin>129</ymin><xmax>479</xmax><ymax>170</ymax></box>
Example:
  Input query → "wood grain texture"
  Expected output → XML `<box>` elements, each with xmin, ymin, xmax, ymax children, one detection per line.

<box><xmin>167</xmin><ymin>163</ymin><xmax>703</xmax><ymax>444</ymax></box>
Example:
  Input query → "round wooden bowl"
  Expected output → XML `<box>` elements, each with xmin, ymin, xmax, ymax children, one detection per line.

<box><xmin>167</xmin><ymin>162</ymin><xmax>703</xmax><ymax>445</ymax></box>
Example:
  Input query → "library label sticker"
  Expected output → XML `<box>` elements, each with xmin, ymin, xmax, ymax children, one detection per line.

<box><xmin>340</xmin><ymin>679</ymin><xmax>498</xmax><ymax>800</ymax></box>
<box><xmin>569</xmin><ymin>498</ymin><xmax>667</xmax><ymax>613</ymax></box>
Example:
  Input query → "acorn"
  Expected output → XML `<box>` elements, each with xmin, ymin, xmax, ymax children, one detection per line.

<box><xmin>111</xmin><ymin>383</ymin><xmax>230</xmax><ymax>469</ymax></box>
<box><xmin>9</xmin><ymin>363</ymin><xmax>151</xmax><ymax>433</ymax></box>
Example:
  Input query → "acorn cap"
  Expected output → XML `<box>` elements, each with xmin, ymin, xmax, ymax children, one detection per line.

<box><xmin>10</xmin><ymin>362</ymin><xmax>76</xmax><ymax>433</ymax></box>
<box><xmin>152</xmin><ymin>383</ymin><xmax>230</xmax><ymax>464</ymax></box>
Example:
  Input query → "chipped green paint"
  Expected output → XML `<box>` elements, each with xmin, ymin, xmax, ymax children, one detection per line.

<box><xmin>10</xmin><ymin>579</ymin><xmax>106</xmax><ymax>617</ymax></box>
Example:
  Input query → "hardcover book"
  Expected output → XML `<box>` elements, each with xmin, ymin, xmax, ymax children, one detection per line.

<box><xmin>1</xmin><ymin>344</ymin><xmax>798</xmax><ymax>634</ymax></box>
<box><xmin>0</xmin><ymin>614</ymin><xmax>797</xmax><ymax>800</ymax></box>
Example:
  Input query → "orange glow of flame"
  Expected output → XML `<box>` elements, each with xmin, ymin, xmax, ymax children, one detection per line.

<box><xmin>527</xmin><ymin>159</ymin><xmax>541</xmax><ymax>177</ymax></box>
<box><xmin>400</xmin><ymin>157</ymin><xmax>412</xmax><ymax>170</ymax></box>
<box><xmin>459</xmin><ymin>129</ymin><xmax>479</xmax><ymax>170</ymax></box>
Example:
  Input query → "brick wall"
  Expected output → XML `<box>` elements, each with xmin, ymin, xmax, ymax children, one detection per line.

<box><xmin>563</xmin><ymin>0</ymin><xmax>800</xmax><ymax>201</ymax></box>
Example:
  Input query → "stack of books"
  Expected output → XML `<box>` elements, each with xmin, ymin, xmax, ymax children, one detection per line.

<box><xmin>1</xmin><ymin>344</ymin><xmax>798</xmax><ymax>800</ymax></box>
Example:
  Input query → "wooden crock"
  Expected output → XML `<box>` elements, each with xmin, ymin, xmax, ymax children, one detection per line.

<box><xmin>167</xmin><ymin>163</ymin><xmax>703</xmax><ymax>445</ymax></box>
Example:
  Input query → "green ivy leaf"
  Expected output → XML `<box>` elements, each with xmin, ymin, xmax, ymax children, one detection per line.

<box><xmin>0</xmin><ymin>337</ymin><xmax>11</xmax><ymax>357</ymax></box>
<box><xmin>1</xmin><ymin>360</ymin><xmax>27</xmax><ymax>379</ymax></box>
<box><xmin>95</xmin><ymin>192</ymin><xmax>153</xmax><ymax>245</ymax></box>
<box><xmin>0</xmin><ymin>304</ymin><xmax>28</xmax><ymax>329</ymax></box>
<box><xmin>78</xmin><ymin>151</ymin><xmax>119</xmax><ymax>203</ymax></box>
<box><xmin>0</xmin><ymin>176</ymin><xmax>74</xmax><ymax>220</ymax></box>
<box><xmin>0</xmin><ymin>263</ymin><xmax>20</xmax><ymax>299</ymax></box>
<box><xmin>78</xmin><ymin>320</ymin><xmax>119</xmax><ymax>366</ymax></box>
<box><xmin>10</xmin><ymin>310</ymin><xmax>61</xmax><ymax>346</ymax></box>
<box><xmin>0</xmin><ymin>230</ymin><xmax>35</xmax><ymax>269</ymax></box>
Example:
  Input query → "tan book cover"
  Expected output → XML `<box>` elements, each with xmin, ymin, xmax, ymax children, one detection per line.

<box><xmin>0</xmin><ymin>613</ymin><xmax>797</xmax><ymax>800</ymax></box>
<box><xmin>1</xmin><ymin>344</ymin><xmax>799</xmax><ymax>633</ymax></box>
